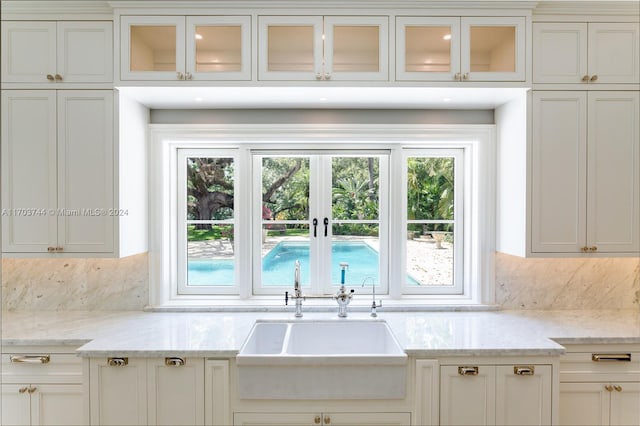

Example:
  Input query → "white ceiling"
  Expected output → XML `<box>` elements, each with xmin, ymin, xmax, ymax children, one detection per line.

<box><xmin>118</xmin><ymin>86</ymin><xmax>528</xmax><ymax>109</ymax></box>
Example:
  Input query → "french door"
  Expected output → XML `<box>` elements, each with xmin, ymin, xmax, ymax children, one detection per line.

<box><xmin>252</xmin><ymin>151</ymin><xmax>389</xmax><ymax>296</ymax></box>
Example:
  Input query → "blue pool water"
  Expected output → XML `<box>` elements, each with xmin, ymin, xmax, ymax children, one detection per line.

<box><xmin>188</xmin><ymin>241</ymin><xmax>383</xmax><ymax>287</ymax></box>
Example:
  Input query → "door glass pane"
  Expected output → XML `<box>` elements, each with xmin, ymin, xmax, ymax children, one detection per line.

<box><xmin>186</xmin><ymin>157</ymin><xmax>235</xmax><ymax>287</ymax></box>
<box><xmin>469</xmin><ymin>26</ymin><xmax>516</xmax><ymax>72</ymax></box>
<box><xmin>261</xmin><ymin>157</ymin><xmax>311</xmax><ymax>286</ymax></box>
<box><xmin>332</xmin><ymin>157</ymin><xmax>380</xmax><ymax>286</ymax></box>
<box><xmin>130</xmin><ymin>25</ymin><xmax>176</xmax><ymax>71</ymax></box>
<box><xmin>406</xmin><ymin>157</ymin><xmax>455</xmax><ymax>286</ymax></box>
<box><xmin>195</xmin><ymin>25</ymin><xmax>242</xmax><ymax>72</ymax></box>
<box><xmin>405</xmin><ymin>26</ymin><xmax>452</xmax><ymax>72</ymax></box>
<box><xmin>333</xmin><ymin>26</ymin><xmax>379</xmax><ymax>72</ymax></box>
<box><xmin>268</xmin><ymin>26</ymin><xmax>315</xmax><ymax>72</ymax></box>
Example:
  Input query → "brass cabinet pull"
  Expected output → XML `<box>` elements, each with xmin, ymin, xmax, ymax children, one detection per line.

<box><xmin>592</xmin><ymin>353</ymin><xmax>631</xmax><ymax>362</ymax></box>
<box><xmin>582</xmin><ymin>75</ymin><xmax>590</xmax><ymax>82</ymax></box>
<box><xmin>18</xmin><ymin>387</ymin><xmax>28</xmax><ymax>394</ymax></box>
<box><xmin>590</xmin><ymin>75</ymin><xmax>598</xmax><ymax>82</ymax></box>
<box><xmin>46</xmin><ymin>74</ymin><xmax>55</xmax><ymax>81</ymax></box>
<box><xmin>27</xmin><ymin>386</ymin><xmax>37</xmax><ymax>394</ymax></box>
<box><xmin>458</xmin><ymin>366</ymin><xmax>479</xmax><ymax>376</ymax></box>
<box><xmin>176</xmin><ymin>72</ymin><xmax>184</xmax><ymax>80</ymax></box>
<box><xmin>589</xmin><ymin>246</ymin><xmax>597</xmax><ymax>252</ymax></box>
<box><xmin>605</xmin><ymin>384</ymin><xmax>614</xmax><ymax>392</ymax></box>
<box><xmin>462</xmin><ymin>72</ymin><xmax>470</xmax><ymax>80</ymax></box>
<box><xmin>614</xmin><ymin>385</ymin><xmax>622</xmax><ymax>392</ymax></box>
<box><xmin>54</xmin><ymin>74</ymin><xmax>62</xmax><ymax>81</ymax></box>
<box><xmin>314</xmin><ymin>415</ymin><xmax>321</xmax><ymax>425</ymax></box>
<box><xmin>10</xmin><ymin>355</ymin><xmax>50</xmax><ymax>364</ymax></box>
<box><xmin>454</xmin><ymin>72</ymin><xmax>461</xmax><ymax>81</ymax></box>
<box><xmin>107</xmin><ymin>357</ymin><xmax>128</xmax><ymax>367</ymax></box>
<box><xmin>165</xmin><ymin>357</ymin><xmax>185</xmax><ymax>366</ymax></box>
<box><xmin>324</xmin><ymin>416</ymin><xmax>331</xmax><ymax>424</ymax></box>
<box><xmin>514</xmin><ymin>365</ymin><xmax>535</xmax><ymax>376</ymax></box>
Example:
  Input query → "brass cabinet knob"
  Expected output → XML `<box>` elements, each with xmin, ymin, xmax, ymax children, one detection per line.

<box><xmin>589</xmin><ymin>246</ymin><xmax>597</xmax><ymax>252</ymax></box>
<box><xmin>324</xmin><ymin>416</ymin><xmax>331</xmax><ymax>424</ymax></box>
<box><xmin>462</xmin><ymin>72</ymin><xmax>470</xmax><ymax>80</ymax></box>
<box><xmin>46</xmin><ymin>74</ymin><xmax>55</xmax><ymax>81</ymax></box>
<box><xmin>27</xmin><ymin>386</ymin><xmax>37</xmax><ymax>394</ymax></box>
<box><xmin>314</xmin><ymin>416</ymin><xmax>321</xmax><ymax>425</ymax></box>
<box><xmin>18</xmin><ymin>387</ymin><xmax>28</xmax><ymax>394</ymax></box>
<box><xmin>582</xmin><ymin>75</ymin><xmax>589</xmax><ymax>82</ymax></box>
<box><xmin>605</xmin><ymin>384</ymin><xmax>614</xmax><ymax>392</ymax></box>
<box><xmin>454</xmin><ymin>72</ymin><xmax>461</xmax><ymax>81</ymax></box>
<box><xmin>590</xmin><ymin>74</ymin><xmax>598</xmax><ymax>82</ymax></box>
<box><xmin>614</xmin><ymin>385</ymin><xmax>622</xmax><ymax>392</ymax></box>
<box><xmin>54</xmin><ymin>74</ymin><xmax>62</xmax><ymax>81</ymax></box>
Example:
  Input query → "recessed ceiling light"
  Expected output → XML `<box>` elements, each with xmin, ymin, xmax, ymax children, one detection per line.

<box><xmin>443</xmin><ymin>34</ymin><xmax>452</xmax><ymax>41</ymax></box>
<box><xmin>195</xmin><ymin>33</ymin><xmax>203</xmax><ymax>40</ymax></box>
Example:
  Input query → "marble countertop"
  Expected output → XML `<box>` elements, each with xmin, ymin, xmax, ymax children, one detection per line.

<box><xmin>2</xmin><ymin>310</ymin><xmax>639</xmax><ymax>357</ymax></box>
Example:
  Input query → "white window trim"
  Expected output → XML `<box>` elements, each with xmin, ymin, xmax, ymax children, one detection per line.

<box><xmin>148</xmin><ymin>124</ymin><xmax>496</xmax><ymax>310</ymax></box>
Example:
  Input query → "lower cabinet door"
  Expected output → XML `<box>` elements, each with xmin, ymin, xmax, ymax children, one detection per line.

<box><xmin>31</xmin><ymin>384</ymin><xmax>84</xmax><ymax>426</ymax></box>
<box><xmin>440</xmin><ymin>365</ymin><xmax>496</xmax><ymax>425</ymax></box>
<box><xmin>1</xmin><ymin>384</ymin><xmax>31</xmax><ymax>426</ymax></box>
<box><xmin>233</xmin><ymin>412</ymin><xmax>411</xmax><ymax>426</ymax></box>
<box><xmin>559</xmin><ymin>382</ymin><xmax>609</xmax><ymax>425</ymax></box>
<box><xmin>147</xmin><ymin>357</ymin><xmax>204</xmax><ymax>426</ymax></box>
<box><xmin>89</xmin><ymin>357</ymin><xmax>147</xmax><ymax>425</ymax></box>
<box><xmin>610</xmin><ymin>383</ymin><xmax>640</xmax><ymax>426</ymax></box>
<box><xmin>495</xmin><ymin>365</ymin><xmax>552</xmax><ymax>426</ymax></box>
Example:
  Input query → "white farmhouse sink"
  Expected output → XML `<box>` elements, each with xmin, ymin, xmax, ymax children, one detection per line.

<box><xmin>236</xmin><ymin>320</ymin><xmax>407</xmax><ymax>399</ymax></box>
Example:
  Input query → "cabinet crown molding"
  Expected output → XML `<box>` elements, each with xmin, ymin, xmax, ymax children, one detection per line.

<box><xmin>534</xmin><ymin>1</ymin><xmax>640</xmax><ymax>17</ymax></box>
<box><xmin>1</xmin><ymin>1</ymin><xmax>113</xmax><ymax>19</ymax></box>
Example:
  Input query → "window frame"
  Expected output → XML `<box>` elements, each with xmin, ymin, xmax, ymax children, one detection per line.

<box><xmin>148</xmin><ymin>124</ymin><xmax>495</xmax><ymax>309</ymax></box>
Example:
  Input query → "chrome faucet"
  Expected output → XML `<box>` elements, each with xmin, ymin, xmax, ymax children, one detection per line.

<box><xmin>362</xmin><ymin>277</ymin><xmax>382</xmax><ymax>317</ymax></box>
<box><xmin>284</xmin><ymin>260</ymin><xmax>355</xmax><ymax>317</ymax></box>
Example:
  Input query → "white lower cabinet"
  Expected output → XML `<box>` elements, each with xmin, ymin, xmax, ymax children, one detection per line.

<box><xmin>1</xmin><ymin>349</ymin><xmax>85</xmax><ymax>426</ymax></box>
<box><xmin>2</xmin><ymin>383</ymin><xmax>84</xmax><ymax>426</ymax></box>
<box><xmin>440</xmin><ymin>364</ymin><xmax>552</xmax><ymax>426</ymax></box>
<box><xmin>89</xmin><ymin>357</ymin><xmax>226</xmax><ymax>426</ymax></box>
<box><xmin>233</xmin><ymin>412</ymin><xmax>411</xmax><ymax>425</ymax></box>
<box><xmin>559</xmin><ymin>345</ymin><xmax>640</xmax><ymax>426</ymax></box>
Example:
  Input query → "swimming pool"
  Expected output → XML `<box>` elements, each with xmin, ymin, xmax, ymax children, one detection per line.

<box><xmin>187</xmin><ymin>241</ymin><xmax>382</xmax><ymax>287</ymax></box>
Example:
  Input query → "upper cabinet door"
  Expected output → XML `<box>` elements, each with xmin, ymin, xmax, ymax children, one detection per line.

<box><xmin>461</xmin><ymin>17</ymin><xmax>526</xmax><ymax>81</ymax></box>
<box><xmin>587</xmin><ymin>91</ymin><xmax>640</xmax><ymax>253</ymax></box>
<box><xmin>1</xmin><ymin>21</ymin><xmax>57</xmax><ymax>83</ymax></box>
<box><xmin>533</xmin><ymin>23</ymin><xmax>588</xmax><ymax>84</ymax></box>
<box><xmin>1</xmin><ymin>21</ymin><xmax>112</xmax><ymax>84</ymax></box>
<box><xmin>121</xmin><ymin>15</ymin><xmax>186</xmax><ymax>81</ymax></box>
<box><xmin>186</xmin><ymin>16</ymin><xmax>252</xmax><ymax>81</ymax></box>
<box><xmin>589</xmin><ymin>23</ymin><xmax>640</xmax><ymax>84</ymax></box>
<box><xmin>396</xmin><ymin>17</ymin><xmax>460</xmax><ymax>82</ymax></box>
<box><xmin>323</xmin><ymin>16</ymin><xmax>388</xmax><ymax>81</ymax></box>
<box><xmin>258</xmin><ymin>16</ymin><xmax>324</xmax><ymax>81</ymax></box>
<box><xmin>258</xmin><ymin>16</ymin><xmax>387</xmax><ymax>81</ymax></box>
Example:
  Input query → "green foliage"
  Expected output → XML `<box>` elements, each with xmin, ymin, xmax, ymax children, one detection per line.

<box><xmin>407</xmin><ymin>157</ymin><xmax>454</xmax><ymax>226</ymax></box>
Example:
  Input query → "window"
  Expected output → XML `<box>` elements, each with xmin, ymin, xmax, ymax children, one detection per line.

<box><xmin>150</xmin><ymin>125</ymin><xmax>494</xmax><ymax>307</ymax></box>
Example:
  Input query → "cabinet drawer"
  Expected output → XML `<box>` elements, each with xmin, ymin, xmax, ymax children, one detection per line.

<box><xmin>560</xmin><ymin>351</ymin><xmax>640</xmax><ymax>382</ymax></box>
<box><xmin>1</xmin><ymin>353</ymin><xmax>82</xmax><ymax>384</ymax></box>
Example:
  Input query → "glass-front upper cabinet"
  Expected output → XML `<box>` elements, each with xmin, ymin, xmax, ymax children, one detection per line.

<box><xmin>396</xmin><ymin>16</ymin><xmax>525</xmax><ymax>82</ymax></box>
<box><xmin>121</xmin><ymin>15</ymin><xmax>251</xmax><ymax>81</ymax></box>
<box><xmin>259</xmin><ymin>16</ymin><xmax>388</xmax><ymax>81</ymax></box>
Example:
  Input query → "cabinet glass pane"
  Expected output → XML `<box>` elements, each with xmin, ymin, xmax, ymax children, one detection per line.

<box><xmin>268</xmin><ymin>26</ymin><xmax>314</xmax><ymax>72</ymax></box>
<box><xmin>405</xmin><ymin>26</ymin><xmax>452</xmax><ymax>72</ymax></box>
<box><xmin>195</xmin><ymin>25</ymin><xmax>242</xmax><ymax>72</ymax></box>
<box><xmin>469</xmin><ymin>26</ymin><xmax>515</xmax><ymax>72</ymax></box>
<box><xmin>333</xmin><ymin>26</ymin><xmax>379</xmax><ymax>72</ymax></box>
<box><xmin>130</xmin><ymin>25</ymin><xmax>176</xmax><ymax>71</ymax></box>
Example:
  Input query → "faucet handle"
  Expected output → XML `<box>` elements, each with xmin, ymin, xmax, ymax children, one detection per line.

<box><xmin>285</xmin><ymin>291</ymin><xmax>289</xmax><ymax>305</ymax></box>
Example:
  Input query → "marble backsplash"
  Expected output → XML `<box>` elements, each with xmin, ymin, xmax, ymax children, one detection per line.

<box><xmin>1</xmin><ymin>253</ymin><xmax>638</xmax><ymax>311</ymax></box>
<box><xmin>1</xmin><ymin>254</ymin><xmax>148</xmax><ymax>311</ymax></box>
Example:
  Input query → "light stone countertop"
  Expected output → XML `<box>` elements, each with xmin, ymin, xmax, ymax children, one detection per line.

<box><xmin>2</xmin><ymin>310</ymin><xmax>639</xmax><ymax>357</ymax></box>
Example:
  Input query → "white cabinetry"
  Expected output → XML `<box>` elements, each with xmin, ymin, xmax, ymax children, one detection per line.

<box><xmin>440</xmin><ymin>364</ymin><xmax>552</xmax><ymax>425</ymax></box>
<box><xmin>533</xmin><ymin>22</ymin><xmax>639</xmax><ymax>84</ymax></box>
<box><xmin>531</xmin><ymin>91</ymin><xmax>640</xmax><ymax>254</ymax></box>
<box><xmin>89</xmin><ymin>357</ymin><xmax>216</xmax><ymax>426</ymax></box>
<box><xmin>1</xmin><ymin>21</ymin><xmax>113</xmax><ymax>84</ymax></box>
<box><xmin>258</xmin><ymin>16</ymin><xmax>388</xmax><ymax>81</ymax></box>
<box><xmin>559</xmin><ymin>345</ymin><xmax>640</xmax><ymax>426</ymax></box>
<box><xmin>1</xmin><ymin>350</ymin><xmax>85</xmax><ymax>426</ymax></box>
<box><xmin>120</xmin><ymin>15</ymin><xmax>251</xmax><ymax>81</ymax></box>
<box><xmin>233</xmin><ymin>412</ymin><xmax>411</xmax><ymax>425</ymax></box>
<box><xmin>396</xmin><ymin>16</ymin><xmax>526</xmax><ymax>82</ymax></box>
<box><xmin>1</xmin><ymin>90</ymin><xmax>114</xmax><ymax>254</ymax></box>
